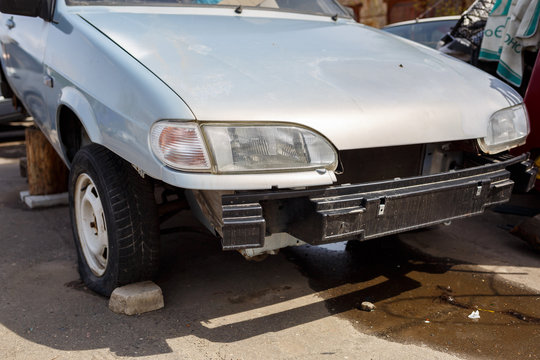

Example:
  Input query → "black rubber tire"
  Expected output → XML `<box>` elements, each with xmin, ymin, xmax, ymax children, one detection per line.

<box><xmin>68</xmin><ymin>144</ymin><xmax>160</xmax><ymax>296</ymax></box>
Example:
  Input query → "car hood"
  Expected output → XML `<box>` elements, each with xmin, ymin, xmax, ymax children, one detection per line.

<box><xmin>79</xmin><ymin>9</ymin><xmax>522</xmax><ymax>150</ymax></box>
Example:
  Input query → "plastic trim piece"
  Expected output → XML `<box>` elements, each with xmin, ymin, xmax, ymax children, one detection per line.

<box><xmin>220</xmin><ymin>154</ymin><xmax>534</xmax><ymax>250</ymax></box>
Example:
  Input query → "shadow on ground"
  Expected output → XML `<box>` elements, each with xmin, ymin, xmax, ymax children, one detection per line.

<box><xmin>1</xmin><ymin>141</ymin><xmax>539</xmax><ymax>359</ymax></box>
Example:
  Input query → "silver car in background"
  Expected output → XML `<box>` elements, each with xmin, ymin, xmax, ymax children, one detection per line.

<box><xmin>383</xmin><ymin>16</ymin><xmax>460</xmax><ymax>49</ymax></box>
<box><xmin>0</xmin><ymin>0</ymin><xmax>536</xmax><ymax>296</ymax></box>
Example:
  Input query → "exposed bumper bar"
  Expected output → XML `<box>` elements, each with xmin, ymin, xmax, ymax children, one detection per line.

<box><xmin>220</xmin><ymin>154</ymin><xmax>536</xmax><ymax>250</ymax></box>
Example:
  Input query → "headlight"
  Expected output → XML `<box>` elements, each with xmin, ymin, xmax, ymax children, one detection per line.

<box><xmin>150</xmin><ymin>122</ymin><xmax>338</xmax><ymax>173</ymax></box>
<box><xmin>150</xmin><ymin>122</ymin><xmax>211</xmax><ymax>171</ymax></box>
<box><xmin>478</xmin><ymin>104</ymin><xmax>529</xmax><ymax>154</ymax></box>
<box><xmin>204</xmin><ymin>124</ymin><xmax>338</xmax><ymax>173</ymax></box>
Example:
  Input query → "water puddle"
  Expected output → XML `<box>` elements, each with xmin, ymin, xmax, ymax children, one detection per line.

<box><xmin>286</xmin><ymin>236</ymin><xmax>540</xmax><ymax>359</ymax></box>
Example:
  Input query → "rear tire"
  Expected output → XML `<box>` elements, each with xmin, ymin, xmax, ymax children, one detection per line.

<box><xmin>69</xmin><ymin>144</ymin><xmax>160</xmax><ymax>296</ymax></box>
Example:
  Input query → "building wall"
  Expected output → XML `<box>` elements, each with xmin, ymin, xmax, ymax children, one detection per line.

<box><xmin>339</xmin><ymin>0</ymin><xmax>387</xmax><ymax>28</ymax></box>
<box><xmin>338</xmin><ymin>0</ymin><xmax>473</xmax><ymax>28</ymax></box>
<box><xmin>386</xmin><ymin>0</ymin><xmax>474</xmax><ymax>24</ymax></box>
<box><xmin>359</xmin><ymin>0</ymin><xmax>388</xmax><ymax>28</ymax></box>
<box><xmin>386</xmin><ymin>0</ymin><xmax>416</xmax><ymax>24</ymax></box>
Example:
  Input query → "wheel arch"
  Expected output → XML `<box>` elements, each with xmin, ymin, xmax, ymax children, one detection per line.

<box><xmin>0</xmin><ymin>60</ymin><xmax>14</xmax><ymax>99</ymax></box>
<box><xmin>57</xmin><ymin>87</ymin><xmax>103</xmax><ymax>165</ymax></box>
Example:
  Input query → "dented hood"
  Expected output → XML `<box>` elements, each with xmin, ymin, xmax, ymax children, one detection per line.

<box><xmin>80</xmin><ymin>9</ymin><xmax>522</xmax><ymax>150</ymax></box>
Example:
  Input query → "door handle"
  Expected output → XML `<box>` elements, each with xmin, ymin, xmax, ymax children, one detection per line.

<box><xmin>6</xmin><ymin>17</ymin><xmax>15</xmax><ymax>30</ymax></box>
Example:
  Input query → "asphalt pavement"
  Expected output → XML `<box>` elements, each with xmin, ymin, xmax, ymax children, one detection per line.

<box><xmin>1</xmin><ymin>137</ymin><xmax>539</xmax><ymax>360</ymax></box>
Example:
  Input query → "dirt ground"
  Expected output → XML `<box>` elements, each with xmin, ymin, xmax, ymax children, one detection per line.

<box><xmin>1</xmin><ymin>138</ymin><xmax>539</xmax><ymax>360</ymax></box>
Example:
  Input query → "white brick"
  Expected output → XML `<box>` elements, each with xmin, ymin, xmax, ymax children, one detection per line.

<box><xmin>108</xmin><ymin>281</ymin><xmax>164</xmax><ymax>315</ymax></box>
<box><xmin>20</xmin><ymin>190</ymin><xmax>68</xmax><ymax>208</ymax></box>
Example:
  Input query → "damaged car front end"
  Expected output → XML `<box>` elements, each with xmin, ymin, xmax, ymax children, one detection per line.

<box><xmin>188</xmin><ymin>141</ymin><xmax>536</xmax><ymax>258</ymax></box>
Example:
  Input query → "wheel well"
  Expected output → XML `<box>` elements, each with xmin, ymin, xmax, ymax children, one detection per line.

<box><xmin>0</xmin><ymin>61</ymin><xmax>27</xmax><ymax>114</ymax></box>
<box><xmin>0</xmin><ymin>62</ymin><xmax>14</xmax><ymax>99</ymax></box>
<box><xmin>58</xmin><ymin>106</ymin><xmax>90</xmax><ymax>164</ymax></box>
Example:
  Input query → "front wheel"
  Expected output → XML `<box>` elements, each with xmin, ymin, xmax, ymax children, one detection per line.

<box><xmin>69</xmin><ymin>144</ymin><xmax>160</xmax><ymax>296</ymax></box>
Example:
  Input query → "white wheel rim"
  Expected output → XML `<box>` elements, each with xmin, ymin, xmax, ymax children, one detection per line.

<box><xmin>74</xmin><ymin>173</ymin><xmax>108</xmax><ymax>277</ymax></box>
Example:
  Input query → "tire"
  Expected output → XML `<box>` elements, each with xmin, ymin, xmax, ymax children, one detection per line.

<box><xmin>68</xmin><ymin>144</ymin><xmax>160</xmax><ymax>296</ymax></box>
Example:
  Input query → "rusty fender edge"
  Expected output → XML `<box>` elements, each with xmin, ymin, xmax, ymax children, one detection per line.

<box><xmin>220</xmin><ymin>153</ymin><xmax>537</xmax><ymax>250</ymax></box>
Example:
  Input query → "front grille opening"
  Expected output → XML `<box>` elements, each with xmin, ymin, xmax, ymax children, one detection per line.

<box><xmin>335</xmin><ymin>141</ymin><xmax>480</xmax><ymax>185</ymax></box>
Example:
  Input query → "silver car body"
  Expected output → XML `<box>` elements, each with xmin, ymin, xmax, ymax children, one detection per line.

<box><xmin>0</xmin><ymin>1</ymin><xmax>524</xmax><ymax>190</ymax></box>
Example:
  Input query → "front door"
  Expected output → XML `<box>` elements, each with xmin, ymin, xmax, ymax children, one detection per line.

<box><xmin>0</xmin><ymin>11</ymin><xmax>50</xmax><ymax>128</ymax></box>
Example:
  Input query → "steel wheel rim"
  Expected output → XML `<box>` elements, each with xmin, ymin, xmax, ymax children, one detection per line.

<box><xmin>74</xmin><ymin>173</ymin><xmax>108</xmax><ymax>277</ymax></box>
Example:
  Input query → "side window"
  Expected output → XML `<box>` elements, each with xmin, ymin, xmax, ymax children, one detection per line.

<box><xmin>385</xmin><ymin>25</ymin><xmax>414</xmax><ymax>40</ymax></box>
<box><xmin>0</xmin><ymin>0</ymin><xmax>54</xmax><ymax>21</ymax></box>
<box><xmin>0</xmin><ymin>0</ymin><xmax>41</xmax><ymax>17</ymax></box>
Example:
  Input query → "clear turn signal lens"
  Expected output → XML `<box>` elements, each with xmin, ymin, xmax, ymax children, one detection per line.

<box><xmin>150</xmin><ymin>122</ymin><xmax>210</xmax><ymax>171</ymax></box>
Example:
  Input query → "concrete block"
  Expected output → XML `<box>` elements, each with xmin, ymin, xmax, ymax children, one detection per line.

<box><xmin>19</xmin><ymin>190</ymin><xmax>68</xmax><ymax>209</ymax></box>
<box><xmin>109</xmin><ymin>281</ymin><xmax>164</xmax><ymax>315</ymax></box>
<box><xmin>360</xmin><ymin>301</ymin><xmax>376</xmax><ymax>312</ymax></box>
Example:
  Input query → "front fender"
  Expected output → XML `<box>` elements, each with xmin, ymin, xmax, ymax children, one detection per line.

<box><xmin>58</xmin><ymin>86</ymin><xmax>103</xmax><ymax>145</ymax></box>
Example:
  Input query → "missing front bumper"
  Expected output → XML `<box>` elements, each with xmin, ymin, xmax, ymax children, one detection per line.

<box><xmin>220</xmin><ymin>154</ymin><xmax>536</xmax><ymax>250</ymax></box>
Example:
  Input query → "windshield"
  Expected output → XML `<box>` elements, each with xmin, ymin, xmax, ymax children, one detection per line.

<box><xmin>66</xmin><ymin>0</ymin><xmax>350</xmax><ymax>17</ymax></box>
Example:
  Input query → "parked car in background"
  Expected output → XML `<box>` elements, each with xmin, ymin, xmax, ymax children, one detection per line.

<box><xmin>0</xmin><ymin>0</ymin><xmax>536</xmax><ymax>296</ymax></box>
<box><xmin>0</xmin><ymin>96</ymin><xmax>24</xmax><ymax>124</ymax></box>
<box><xmin>436</xmin><ymin>0</ymin><xmax>494</xmax><ymax>64</ymax></box>
<box><xmin>383</xmin><ymin>16</ymin><xmax>460</xmax><ymax>48</ymax></box>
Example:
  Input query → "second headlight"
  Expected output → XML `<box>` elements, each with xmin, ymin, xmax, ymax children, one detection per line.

<box><xmin>478</xmin><ymin>104</ymin><xmax>529</xmax><ymax>154</ymax></box>
<box><xmin>203</xmin><ymin>124</ymin><xmax>338</xmax><ymax>173</ymax></box>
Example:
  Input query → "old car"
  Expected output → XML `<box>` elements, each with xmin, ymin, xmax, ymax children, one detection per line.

<box><xmin>0</xmin><ymin>0</ymin><xmax>536</xmax><ymax>296</ymax></box>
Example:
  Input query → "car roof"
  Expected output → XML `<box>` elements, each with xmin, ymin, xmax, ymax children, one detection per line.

<box><xmin>383</xmin><ymin>15</ymin><xmax>461</xmax><ymax>29</ymax></box>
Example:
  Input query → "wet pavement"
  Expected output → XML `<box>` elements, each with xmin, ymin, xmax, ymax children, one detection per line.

<box><xmin>1</xmin><ymin>133</ymin><xmax>540</xmax><ymax>359</ymax></box>
<box><xmin>287</xmin><ymin>239</ymin><xmax>540</xmax><ymax>359</ymax></box>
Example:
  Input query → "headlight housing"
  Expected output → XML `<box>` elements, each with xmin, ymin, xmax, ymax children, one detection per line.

<box><xmin>150</xmin><ymin>122</ymin><xmax>338</xmax><ymax>173</ymax></box>
<box><xmin>204</xmin><ymin>125</ymin><xmax>338</xmax><ymax>173</ymax></box>
<box><xmin>478</xmin><ymin>104</ymin><xmax>529</xmax><ymax>154</ymax></box>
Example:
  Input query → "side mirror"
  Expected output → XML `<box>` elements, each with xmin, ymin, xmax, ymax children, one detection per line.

<box><xmin>0</xmin><ymin>0</ymin><xmax>42</xmax><ymax>18</ymax></box>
